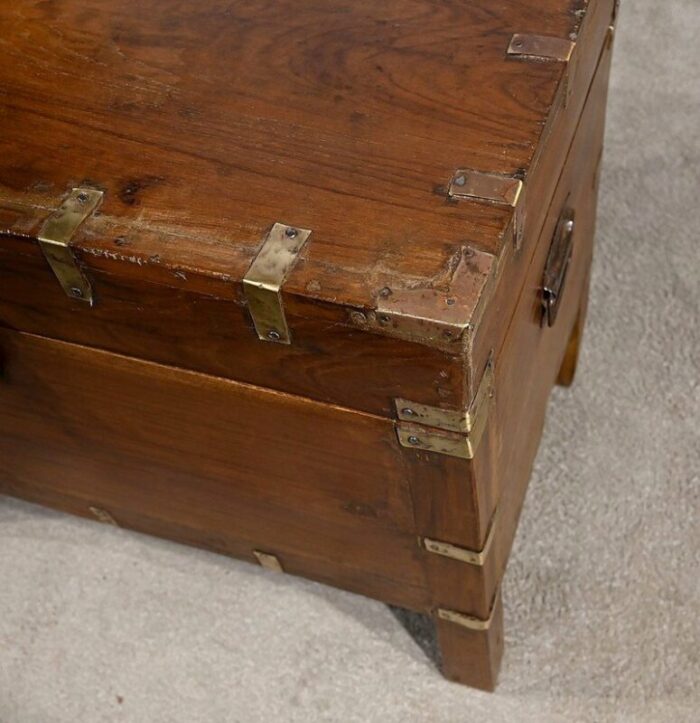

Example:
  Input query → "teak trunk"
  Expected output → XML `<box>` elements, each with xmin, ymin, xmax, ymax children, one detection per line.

<box><xmin>0</xmin><ymin>0</ymin><xmax>617</xmax><ymax>689</ymax></box>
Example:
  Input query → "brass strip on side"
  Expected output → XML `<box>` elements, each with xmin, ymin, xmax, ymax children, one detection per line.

<box><xmin>253</xmin><ymin>550</ymin><xmax>284</xmax><ymax>573</ymax></box>
<box><xmin>437</xmin><ymin>602</ymin><xmax>496</xmax><ymax>631</ymax></box>
<box><xmin>422</xmin><ymin>507</ymin><xmax>499</xmax><ymax>566</ymax></box>
<box><xmin>38</xmin><ymin>187</ymin><xmax>104</xmax><ymax>305</ymax></box>
<box><xmin>506</xmin><ymin>34</ymin><xmax>575</xmax><ymax>62</ymax></box>
<box><xmin>447</xmin><ymin>171</ymin><xmax>525</xmax><ymax>249</ymax></box>
<box><xmin>243</xmin><ymin>222</ymin><xmax>312</xmax><ymax>344</ymax></box>
<box><xmin>448</xmin><ymin>171</ymin><xmax>523</xmax><ymax>206</ymax></box>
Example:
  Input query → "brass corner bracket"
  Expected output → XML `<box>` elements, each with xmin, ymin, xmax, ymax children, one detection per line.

<box><xmin>421</xmin><ymin>506</ymin><xmax>499</xmax><ymax>567</ymax></box>
<box><xmin>436</xmin><ymin>600</ymin><xmax>497</xmax><ymax>631</ymax></box>
<box><xmin>447</xmin><ymin>170</ymin><xmax>526</xmax><ymax>249</ymax></box>
<box><xmin>506</xmin><ymin>33</ymin><xmax>578</xmax><ymax>107</ymax></box>
<box><xmin>38</xmin><ymin>187</ymin><xmax>104</xmax><ymax>305</ymax></box>
<box><xmin>243</xmin><ymin>222</ymin><xmax>312</xmax><ymax>345</ymax></box>
<box><xmin>395</xmin><ymin>359</ymin><xmax>494</xmax><ymax>460</ymax></box>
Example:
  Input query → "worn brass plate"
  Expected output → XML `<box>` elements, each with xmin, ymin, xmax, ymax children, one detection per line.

<box><xmin>422</xmin><ymin>507</ymin><xmax>498</xmax><ymax>566</ymax></box>
<box><xmin>38</xmin><ymin>187</ymin><xmax>103</xmax><ymax>305</ymax></box>
<box><xmin>506</xmin><ymin>33</ymin><xmax>575</xmax><ymax>62</ymax></box>
<box><xmin>253</xmin><ymin>550</ymin><xmax>284</xmax><ymax>573</ymax></box>
<box><xmin>243</xmin><ymin>223</ymin><xmax>312</xmax><ymax>344</ymax></box>
<box><xmin>448</xmin><ymin>171</ymin><xmax>523</xmax><ymax>207</ymax></box>
<box><xmin>397</xmin><ymin>424</ymin><xmax>477</xmax><ymax>460</ymax></box>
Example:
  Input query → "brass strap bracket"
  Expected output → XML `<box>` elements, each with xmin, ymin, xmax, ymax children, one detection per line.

<box><xmin>506</xmin><ymin>33</ymin><xmax>578</xmax><ymax>107</ymax></box>
<box><xmin>437</xmin><ymin>600</ymin><xmax>497</xmax><ymax>631</ymax></box>
<box><xmin>421</xmin><ymin>506</ymin><xmax>499</xmax><ymax>567</ymax></box>
<box><xmin>243</xmin><ymin>222</ymin><xmax>312</xmax><ymax>344</ymax></box>
<box><xmin>395</xmin><ymin>359</ymin><xmax>494</xmax><ymax>460</ymax></box>
<box><xmin>37</xmin><ymin>187</ymin><xmax>104</xmax><ymax>305</ymax></box>
<box><xmin>448</xmin><ymin>170</ymin><xmax>526</xmax><ymax>249</ymax></box>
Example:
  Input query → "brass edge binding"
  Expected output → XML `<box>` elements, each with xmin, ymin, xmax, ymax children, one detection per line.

<box><xmin>346</xmin><ymin>245</ymin><xmax>496</xmax><ymax>354</ymax></box>
<box><xmin>421</xmin><ymin>506</ymin><xmax>499</xmax><ymax>566</ymax></box>
<box><xmin>436</xmin><ymin>597</ymin><xmax>498</xmax><ymax>631</ymax></box>
<box><xmin>243</xmin><ymin>222</ymin><xmax>312</xmax><ymax>344</ymax></box>
<box><xmin>448</xmin><ymin>170</ymin><xmax>526</xmax><ymax>250</ymax></box>
<box><xmin>37</xmin><ymin>187</ymin><xmax>104</xmax><ymax>305</ymax></box>
<box><xmin>395</xmin><ymin>358</ymin><xmax>494</xmax><ymax>460</ymax></box>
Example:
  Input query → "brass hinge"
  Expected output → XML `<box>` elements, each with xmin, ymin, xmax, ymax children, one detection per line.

<box><xmin>506</xmin><ymin>33</ymin><xmax>578</xmax><ymax>107</ymax></box>
<box><xmin>395</xmin><ymin>359</ymin><xmax>494</xmax><ymax>460</ymax></box>
<box><xmin>448</xmin><ymin>170</ymin><xmax>526</xmax><ymax>249</ymax></box>
<box><xmin>243</xmin><ymin>222</ymin><xmax>312</xmax><ymax>344</ymax></box>
<box><xmin>38</xmin><ymin>187</ymin><xmax>104</xmax><ymax>305</ymax></box>
<box><xmin>421</xmin><ymin>506</ymin><xmax>498</xmax><ymax>566</ymax></box>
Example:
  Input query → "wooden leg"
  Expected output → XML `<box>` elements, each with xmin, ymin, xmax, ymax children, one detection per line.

<box><xmin>556</xmin><ymin>275</ymin><xmax>591</xmax><ymax>387</ymax></box>
<box><xmin>435</xmin><ymin>591</ymin><xmax>504</xmax><ymax>691</ymax></box>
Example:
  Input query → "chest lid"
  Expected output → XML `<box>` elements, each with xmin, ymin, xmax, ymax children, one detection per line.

<box><xmin>0</xmin><ymin>0</ymin><xmax>615</xmax><ymax>417</ymax></box>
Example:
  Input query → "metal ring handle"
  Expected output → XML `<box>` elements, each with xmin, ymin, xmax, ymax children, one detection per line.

<box><xmin>541</xmin><ymin>209</ymin><xmax>575</xmax><ymax>327</ymax></box>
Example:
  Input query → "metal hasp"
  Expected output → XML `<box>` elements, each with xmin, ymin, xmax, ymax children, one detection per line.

<box><xmin>243</xmin><ymin>222</ymin><xmax>312</xmax><ymax>344</ymax></box>
<box><xmin>37</xmin><ymin>187</ymin><xmax>104</xmax><ymax>305</ymax></box>
<box><xmin>395</xmin><ymin>360</ymin><xmax>494</xmax><ymax>460</ymax></box>
<box><xmin>448</xmin><ymin>170</ymin><xmax>526</xmax><ymax>249</ymax></box>
<box><xmin>542</xmin><ymin>209</ymin><xmax>576</xmax><ymax>327</ymax></box>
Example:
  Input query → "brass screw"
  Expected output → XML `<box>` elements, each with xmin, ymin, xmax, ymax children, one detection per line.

<box><xmin>402</xmin><ymin>408</ymin><xmax>416</xmax><ymax>417</ymax></box>
<box><xmin>267</xmin><ymin>329</ymin><xmax>281</xmax><ymax>341</ymax></box>
<box><xmin>407</xmin><ymin>435</ymin><xmax>421</xmax><ymax>445</ymax></box>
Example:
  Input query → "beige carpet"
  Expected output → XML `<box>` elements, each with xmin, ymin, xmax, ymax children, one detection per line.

<box><xmin>1</xmin><ymin>1</ymin><xmax>698</xmax><ymax>721</ymax></box>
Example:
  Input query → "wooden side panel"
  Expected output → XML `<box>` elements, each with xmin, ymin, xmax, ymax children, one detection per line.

<box><xmin>0</xmin><ymin>329</ymin><xmax>430</xmax><ymax>611</ymax></box>
<box><xmin>0</xmin><ymin>251</ymin><xmax>465</xmax><ymax>417</ymax></box>
<box><xmin>414</xmin><ymin>39</ymin><xmax>612</xmax><ymax>619</ymax></box>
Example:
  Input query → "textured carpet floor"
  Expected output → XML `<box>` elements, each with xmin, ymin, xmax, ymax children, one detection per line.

<box><xmin>1</xmin><ymin>2</ymin><xmax>698</xmax><ymax>721</ymax></box>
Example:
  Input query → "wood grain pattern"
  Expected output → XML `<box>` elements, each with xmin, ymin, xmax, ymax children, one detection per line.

<box><xmin>0</xmin><ymin>0</ymin><xmax>613</xmax><ymax>415</ymax></box>
<box><xmin>0</xmin><ymin>328</ymin><xmax>430</xmax><ymax>610</ymax></box>
<box><xmin>0</xmin><ymin>0</ymin><xmax>617</xmax><ymax>690</ymax></box>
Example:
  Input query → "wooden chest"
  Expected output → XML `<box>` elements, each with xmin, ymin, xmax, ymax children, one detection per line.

<box><xmin>0</xmin><ymin>0</ymin><xmax>617</xmax><ymax>690</ymax></box>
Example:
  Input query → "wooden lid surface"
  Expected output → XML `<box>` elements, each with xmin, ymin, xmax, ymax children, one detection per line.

<box><xmin>0</xmin><ymin>0</ymin><xmax>591</xmax><ymax>314</ymax></box>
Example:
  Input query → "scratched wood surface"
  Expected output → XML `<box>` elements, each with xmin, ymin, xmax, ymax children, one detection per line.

<box><xmin>0</xmin><ymin>0</ymin><xmax>580</xmax><ymax>290</ymax></box>
<box><xmin>0</xmin><ymin>0</ymin><xmax>614</xmax><ymax>415</ymax></box>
